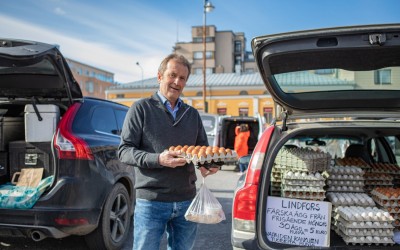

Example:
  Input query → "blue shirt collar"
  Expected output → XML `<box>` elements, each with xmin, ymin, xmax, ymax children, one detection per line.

<box><xmin>157</xmin><ymin>91</ymin><xmax>182</xmax><ymax>108</ymax></box>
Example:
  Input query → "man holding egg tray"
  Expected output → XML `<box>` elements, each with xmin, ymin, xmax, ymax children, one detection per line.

<box><xmin>118</xmin><ymin>54</ymin><xmax>220</xmax><ymax>250</ymax></box>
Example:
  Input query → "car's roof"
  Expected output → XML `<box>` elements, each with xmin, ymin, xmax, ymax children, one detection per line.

<box><xmin>253</xmin><ymin>23</ymin><xmax>400</xmax><ymax>119</ymax></box>
<box><xmin>0</xmin><ymin>38</ymin><xmax>82</xmax><ymax>101</ymax></box>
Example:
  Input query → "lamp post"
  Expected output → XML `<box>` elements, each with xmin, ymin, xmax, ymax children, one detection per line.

<box><xmin>202</xmin><ymin>0</ymin><xmax>214</xmax><ymax>113</ymax></box>
<box><xmin>136</xmin><ymin>62</ymin><xmax>144</xmax><ymax>98</ymax></box>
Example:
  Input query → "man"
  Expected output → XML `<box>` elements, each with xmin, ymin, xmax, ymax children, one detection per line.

<box><xmin>118</xmin><ymin>54</ymin><xmax>218</xmax><ymax>250</ymax></box>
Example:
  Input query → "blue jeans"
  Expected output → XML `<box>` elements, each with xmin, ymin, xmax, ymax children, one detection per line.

<box><xmin>133</xmin><ymin>198</ymin><xmax>198</xmax><ymax>250</ymax></box>
<box><xmin>239</xmin><ymin>163</ymin><xmax>247</xmax><ymax>173</ymax></box>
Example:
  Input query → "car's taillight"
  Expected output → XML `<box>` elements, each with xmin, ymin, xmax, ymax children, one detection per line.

<box><xmin>232</xmin><ymin>125</ymin><xmax>275</xmax><ymax>232</ymax></box>
<box><xmin>54</xmin><ymin>103</ymin><xmax>94</xmax><ymax>160</ymax></box>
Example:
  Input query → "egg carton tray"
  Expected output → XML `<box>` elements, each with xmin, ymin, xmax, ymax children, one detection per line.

<box><xmin>327</xmin><ymin>174</ymin><xmax>364</xmax><ymax>180</ymax></box>
<box><xmin>329</xmin><ymin>199</ymin><xmax>375</xmax><ymax>207</ymax></box>
<box><xmin>337</xmin><ymin>231</ymin><xmax>395</xmax><ymax>246</ymax></box>
<box><xmin>281</xmin><ymin>179</ymin><xmax>325</xmax><ymax>186</ymax></box>
<box><xmin>383</xmin><ymin>206</ymin><xmax>400</xmax><ymax>214</ymax></box>
<box><xmin>334</xmin><ymin>216</ymin><xmax>395</xmax><ymax>229</ymax></box>
<box><xmin>370</xmin><ymin>190</ymin><xmax>400</xmax><ymax>200</ymax></box>
<box><xmin>282</xmin><ymin>191</ymin><xmax>325</xmax><ymax>201</ymax></box>
<box><xmin>374</xmin><ymin>198</ymin><xmax>400</xmax><ymax>208</ymax></box>
<box><xmin>326</xmin><ymin>186</ymin><xmax>364</xmax><ymax>193</ymax></box>
<box><xmin>327</xmin><ymin>180</ymin><xmax>364</xmax><ymax>186</ymax></box>
<box><xmin>337</xmin><ymin>224</ymin><xmax>394</xmax><ymax>237</ymax></box>
<box><xmin>335</xmin><ymin>210</ymin><xmax>394</xmax><ymax>223</ymax></box>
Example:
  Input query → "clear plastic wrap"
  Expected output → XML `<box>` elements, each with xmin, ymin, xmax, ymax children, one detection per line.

<box><xmin>185</xmin><ymin>178</ymin><xmax>226</xmax><ymax>224</ymax></box>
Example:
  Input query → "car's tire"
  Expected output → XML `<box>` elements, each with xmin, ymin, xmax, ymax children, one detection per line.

<box><xmin>85</xmin><ymin>183</ymin><xmax>132</xmax><ymax>250</ymax></box>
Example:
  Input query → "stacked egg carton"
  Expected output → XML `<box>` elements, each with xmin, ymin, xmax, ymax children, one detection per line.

<box><xmin>270</xmin><ymin>166</ymin><xmax>282</xmax><ymax>196</ymax></box>
<box><xmin>371</xmin><ymin>187</ymin><xmax>400</xmax><ymax>228</ymax></box>
<box><xmin>326</xmin><ymin>165</ymin><xmax>365</xmax><ymax>193</ymax></box>
<box><xmin>365</xmin><ymin>163</ymin><xmax>400</xmax><ymax>193</ymax></box>
<box><xmin>335</xmin><ymin>157</ymin><xmax>370</xmax><ymax>171</ymax></box>
<box><xmin>167</xmin><ymin>145</ymin><xmax>238</xmax><ymax>166</ymax></box>
<box><xmin>327</xmin><ymin>192</ymin><xmax>375</xmax><ymax>230</ymax></box>
<box><xmin>334</xmin><ymin>206</ymin><xmax>395</xmax><ymax>246</ymax></box>
<box><xmin>275</xmin><ymin>147</ymin><xmax>332</xmax><ymax>172</ymax></box>
<box><xmin>281</xmin><ymin>171</ymin><xmax>326</xmax><ymax>201</ymax></box>
<box><xmin>274</xmin><ymin>147</ymin><xmax>331</xmax><ymax>201</ymax></box>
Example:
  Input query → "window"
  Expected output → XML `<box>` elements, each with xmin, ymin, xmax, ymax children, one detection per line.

<box><xmin>91</xmin><ymin>107</ymin><xmax>118</xmax><ymax>135</ymax></box>
<box><xmin>196</xmin><ymin>91</ymin><xmax>203</xmax><ymax>97</ymax></box>
<box><xmin>374</xmin><ymin>69</ymin><xmax>392</xmax><ymax>85</ymax></box>
<box><xmin>194</xmin><ymin>68</ymin><xmax>213</xmax><ymax>75</ymax></box>
<box><xmin>263</xmin><ymin>107</ymin><xmax>273</xmax><ymax>124</ymax></box>
<box><xmin>115</xmin><ymin>109</ymin><xmax>128</xmax><ymax>135</ymax></box>
<box><xmin>194</xmin><ymin>52</ymin><xmax>203</xmax><ymax>59</ymax></box>
<box><xmin>85</xmin><ymin>81</ymin><xmax>94</xmax><ymax>93</ymax></box>
<box><xmin>235</xmin><ymin>41</ymin><xmax>242</xmax><ymax>53</ymax></box>
<box><xmin>193</xmin><ymin>51</ymin><xmax>214</xmax><ymax>60</ymax></box>
<box><xmin>315</xmin><ymin>69</ymin><xmax>335</xmax><ymax>74</ymax></box>
<box><xmin>239</xmin><ymin>90</ymin><xmax>248</xmax><ymax>95</ymax></box>
<box><xmin>217</xmin><ymin>108</ymin><xmax>227</xmax><ymax>115</ymax></box>
<box><xmin>239</xmin><ymin>108</ymin><xmax>248</xmax><ymax>117</ymax></box>
<box><xmin>116</xmin><ymin>94</ymin><xmax>125</xmax><ymax>98</ymax></box>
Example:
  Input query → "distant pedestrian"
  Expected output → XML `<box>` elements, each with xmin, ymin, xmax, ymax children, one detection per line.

<box><xmin>118</xmin><ymin>53</ymin><xmax>219</xmax><ymax>250</ymax></box>
<box><xmin>234</xmin><ymin>124</ymin><xmax>250</xmax><ymax>174</ymax></box>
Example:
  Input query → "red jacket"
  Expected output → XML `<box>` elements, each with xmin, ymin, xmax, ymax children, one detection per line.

<box><xmin>234</xmin><ymin>128</ymin><xmax>250</xmax><ymax>158</ymax></box>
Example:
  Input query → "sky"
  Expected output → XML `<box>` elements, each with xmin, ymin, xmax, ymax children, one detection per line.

<box><xmin>1</xmin><ymin>0</ymin><xmax>399</xmax><ymax>84</ymax></box>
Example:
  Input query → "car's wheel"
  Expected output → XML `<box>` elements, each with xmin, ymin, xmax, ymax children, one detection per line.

<box><xmin>85</xmin><ymin>183</ymin><xmax>131</xmax><ymax>250</ymax></box>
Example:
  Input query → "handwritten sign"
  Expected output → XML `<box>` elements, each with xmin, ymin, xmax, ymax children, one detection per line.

<box><xmin>265</xmin><ymin>196</ymin><xmax>331</xmax><ymax>247</ymax></box>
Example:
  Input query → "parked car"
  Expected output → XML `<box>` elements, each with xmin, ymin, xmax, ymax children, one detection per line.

<box><xmin>0</xmin><ymin>38</ymin><xmax>134</xmax><ymax>250</ymax></box>
<box><xmin>231</xmin><ymin>24</ymin><xmax>400</xmax><ymax>249</ymax></box>
<box><xmin>200</xmin><ymin>112</ymin><xmax>220</xmax><ymax>147</ymax></box>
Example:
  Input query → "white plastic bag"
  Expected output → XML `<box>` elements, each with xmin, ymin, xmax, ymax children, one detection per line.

<box><xmin>185</xmin><ymin>178</ymin><xmax>226</xmax><ymax>224</ymax></box>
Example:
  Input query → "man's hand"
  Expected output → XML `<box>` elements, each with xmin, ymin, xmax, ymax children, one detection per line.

<box><xmin>158</xmin><ymin>150</ymin><xmax>187</xmax><ymax>168</ymax></box>
<box><xmin>198</xmin><ymin>165</ymin><xmax>219</xmax><ymax>177</ymax></box>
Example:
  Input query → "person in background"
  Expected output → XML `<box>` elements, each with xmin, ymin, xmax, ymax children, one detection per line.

<box><xmin>118</xmin><ymin>54</ymin><xmax>219</xmax><ymax>250</ymax></box>
<box><xmin>234</xmin><ymin>123</ymin><xmax>250</xmax><ymax>174</ymax></box>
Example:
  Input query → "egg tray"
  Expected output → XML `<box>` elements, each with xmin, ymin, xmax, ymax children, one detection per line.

<box><xmin>336</xmin><ymin>223</ymin><xmax>394</xmax><ymax>237</ymax></box>
<box><xmin>335</xmin><ymin>207</ymin><xmax>394</xmax><ymax>223</ymax></box>
<box><xmin>384</xmin><ymin>207</ymin><xmax>400</xmax><ymax>214</ymax></box>
<box><xmin>334</xmin><ymin>215</ymin><xmax>395</xmax><ymax>229</ymax></box>
<box><xmin>327</xmin><ymin>186</ymin><xmax>364</xmax><ymax>193</ymax></box>
<box><xmin>327</xmin><ymin>180</ymin><xmax>364</xmax><ymax>187</ymax></box>
<box><xmin>327</xmin><ymin>166</ymin><xmax>365</xmax><ymax>175</ymax></box>
<box><xmin>282</xmin><ymin>171</ymin><xmax>325</xmax><ymax>181</ymax></box>
<box><xmin>327</xmin><ymin>174</ymin><xmax>364</xmax><ymax>180</ymax></box>
<box><xmin>281</xmin><ymin>179</ymin><xmax>325</xmax><ymax>186</ymax></box>
<box><xmin>270</xmin><ymin>176</ymin><xmax>281</xmax><ymax>182</ymax></box>
<box><xmin>335</xmin><ymin>157</ymin><xmax>371</xmax><ymax>169</ymax></box>
<box><xmin>337</xmin><ymin>231</ymin><xmax>395</xmax><ymax>246</ymax></box>
<box><xmin>370</xmin><ymin>189</ymin><xmax>400</xmax><ymax>200</ymax></box>
<box><xmin>282</xmin><ymin>190</ymin><xmax>325</xmax><ymax>201</ymax></box>
<box><xmin>328</xmin><ymin>198</ymin><xmax>375</xmax><ymax>207</ymax></box>
<box><xmin>365</xmin><ymin>180</ymin><xmax>393</xmax><ymax>186</ymax></box>
<box><xmin>373</xmin><ymin>197</ymin><xmax>400</xmax><ymax>208</ymax></box>
<box><xmin>369</xmin><ymin>163</ymin><xmax>400</xmax><ymax>175</ymax></box>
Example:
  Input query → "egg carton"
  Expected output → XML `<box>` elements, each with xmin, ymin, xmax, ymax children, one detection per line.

<box><xmin>327</xmin><ymin>180</ymin><xmax>364</xmax><ymax>186</ymax></box>
<box><xmin>281</xmin><ymin>179</ymin><xmax>325</xmax><ymax>186</ymax></box>
<box><xmin>335</xmin><ymin>207</ymin><xmax>394</xmax><ymax>222</ymax></box>
<box><xmin>338</xmin><ymin>233</ymin><xmax>395</xmax><ymax>246</ymax></box>
<box><xmin>370</xmin><ymin>189</ymin><xmax>400</xmax><ymax>200</ymax></box>
<box><xmin>282</xmin><ymin>171</ymin><xmax>325</xmax><ymax>180</ymax></box>
<box><xmin>365</xmin><ymin>181</ymin><xmax>393</xmax><ymax>186</ymax></box>
<box><xmin>385</xmin><ymin>207</ymin><xmax>400</xmax><ymax>213</ymax></box>
<box><xmin>335</xmin><ymin>157</ymin><xmax>370</xmax><ymax>169</ymax></box>
<box><xmin>327</xmin><ymin>186</ymin><xmax>364</xmax><ymax>193</ymax></box>
<box><xmin>327</xmin><ymin>195</ymin><xmax>375</xmax><ymax>207</ymax></box>
<box><xmin>374</xmin><ymin>198</ymin><xmax>400</xmax><ymax>208</ymax></box>
<box><xmin>282</xmin><ymin>190</ymin><xmax>325</xmax><ymax>201</ymax></box>
<box><xmin>336</xmin><ymin>223</ymin><xmax>394</xmax><ymax>237</ymax></box>
<box><xmin>270</xmin><ymin>176</ymin><xmax>281</xmax><ymax>182</ymax></box>
<box><xmin>183</xmin><ymin>151</ymin><xmax>238</xmax><ymax>166</ymax></box>
<box><xmin>327</xmin><ymin>174</ymin><xmax>364</xmax><ymax>180</ymax></box>
<box><xmin>334</xmin><ymin>216</ymin><xmax>395</xmax><ymax>229</ymax></box>
<box><xmin>327</xmin><ymin>165</ymin><xmax>365</xmax><ymax>175</ymax></box>
<box><xmin>275</xmin><ymin>148</ymin><xmax>332</xmax><ymax>172</ymax></box>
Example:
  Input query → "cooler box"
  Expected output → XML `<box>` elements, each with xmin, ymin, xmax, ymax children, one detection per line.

<box><xmin>9</xmin><ymin>141</ymin><xmax>53</xmax><ymax>180</ymax></box>
<box><xmin>24</xmin><ymin>104</ymin><xmax>60</xmax><ymax>142</ymax></box>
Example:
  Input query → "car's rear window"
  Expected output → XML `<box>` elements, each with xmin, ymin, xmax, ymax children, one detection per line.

<box><xmin>0</xmin><ymin>58</ymin><xmax>57</xmax><ymax>75</ymax></box>
<box><xmin>274</xmin><ymin>66</ymin><xmax>400</xmax><ymax>93</ymax></box>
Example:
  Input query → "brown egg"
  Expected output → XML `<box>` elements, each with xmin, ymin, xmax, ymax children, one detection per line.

<box><xmin>192</xmin><ymin>149</ymin><xmax>199</xmax><ymax>156</ymax></box>
<box><xmin>225</xmin><ymin>148</ymin><xmax>232</xmax><ymax>154</ymax></box>
<box><xmin>174</xmin><ymin>145</ymin><xmax>182</xmax><ymax>151</ymax></box>
<box><xmin>218</xmin><ymin>147</ymin><xmax>225</xmax><ymax>154</ymax></box>
<box><xmin>169</xmin><ymin>146</ymin><xmax>175</xmax><ymax>151</ymax></box>
<box><xmin>194</xmin><ymin>145</ymin><xmax>201</xmax><ymax>150</ymax></box>
<box><xmin>198</xmin><ymin>150</ymin><xmax>207</xmax><ymax>158</ymax></box>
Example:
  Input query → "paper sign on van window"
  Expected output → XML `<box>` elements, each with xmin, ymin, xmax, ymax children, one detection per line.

<box><xmin>265</xmin><ymin>196</ymin><xmax>332</xmax><ymax>247</ymax></box>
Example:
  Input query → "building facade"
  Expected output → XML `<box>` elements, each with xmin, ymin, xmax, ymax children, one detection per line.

<box><xmin>66</xmin><ymin>58</ymin><xmax>115</xmax><ymax>99</ymax></box>
<box><xmin>173</xmin><ymin>25</ymin><xmax>257</xmax><ymax>75</ymax></box>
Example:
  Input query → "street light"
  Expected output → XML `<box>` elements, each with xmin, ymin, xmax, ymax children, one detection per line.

<box><xmin>203</xmin><ymin>0</ymin><xmax>214</xmax><ymax>113</ymax></box>
<box><xmin>136</xmin><ymin>62</ymin><xmax>144</xmax><ymax>98</ymax></box>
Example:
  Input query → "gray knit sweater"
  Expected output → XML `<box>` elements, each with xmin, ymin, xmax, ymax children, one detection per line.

<box><xmin>118</xmin><ymin>93</ymin><xmax>208</xmax><ymax>202</ymax></box>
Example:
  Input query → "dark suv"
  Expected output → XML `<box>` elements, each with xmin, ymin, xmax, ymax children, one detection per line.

<box><xmin>0</xmin><ymin>39</ymin><xmax>134</xmax><ymax>249</ymax></box>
